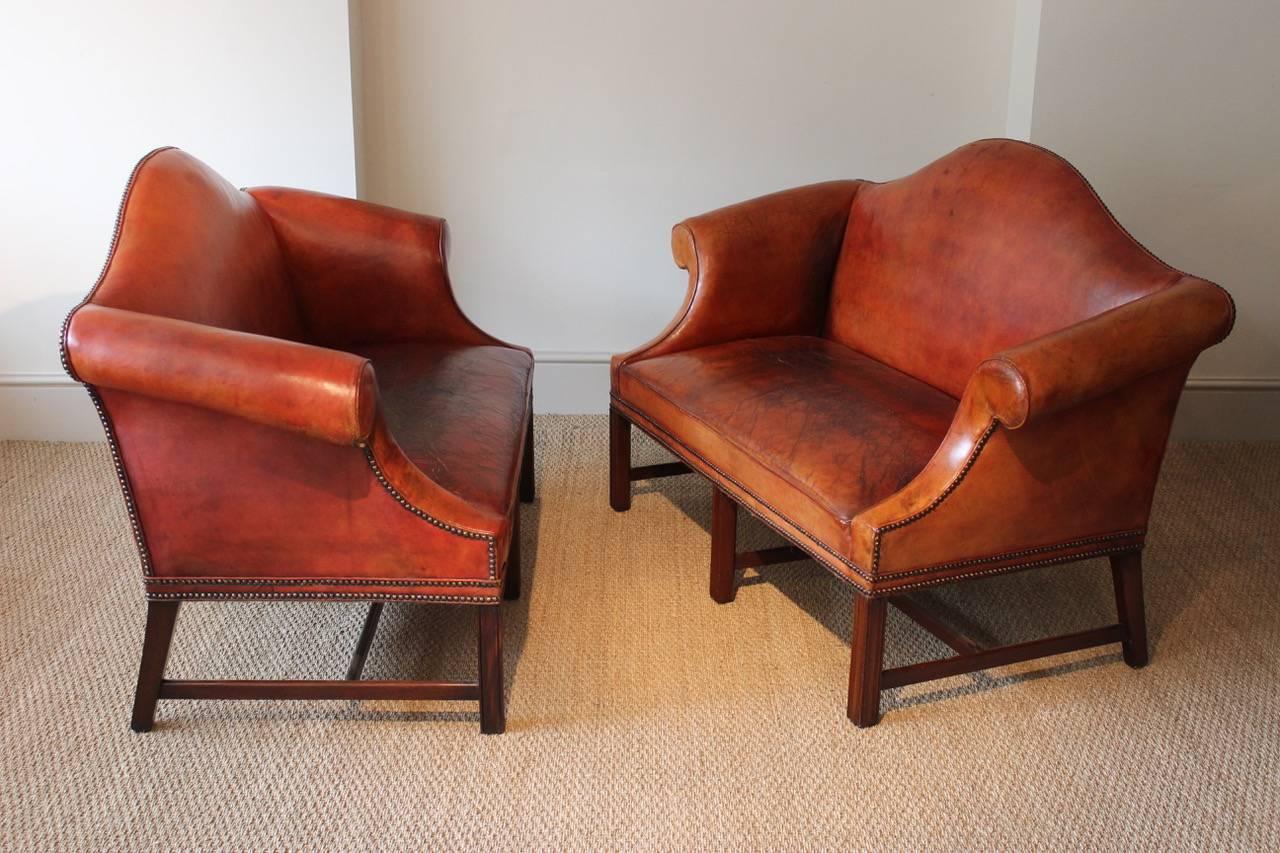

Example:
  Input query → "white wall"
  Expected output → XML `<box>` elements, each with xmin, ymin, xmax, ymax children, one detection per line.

<box><xmin>0</xmin><ymin>1</ymin><xmax>357</xmax><ymax>440</ymax></box>
<box><xmin>1004</xmin><ymin>0</ymin><xmax>1042</xmax><ymax>139</ymax></box>
<box><xmin>4</xmin><ymin>2</ymin><xmax>1272</xmax><ymax>439</ymax></box>
<box><xmin>354</xmin><ymin>0</ymin><xmax>1018</xmax><ymax>404</ymax></box>
<box><xmin>1031</xmin><ymin>0</ymin><xmax>1280</xmax><ymax>438</ymax></box>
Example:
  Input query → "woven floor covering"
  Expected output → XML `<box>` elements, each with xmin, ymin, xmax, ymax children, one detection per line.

<box><xmin>2</xmin><ymin>415</ymin><xmax>1277</xmax><ymax>850</ymax></box>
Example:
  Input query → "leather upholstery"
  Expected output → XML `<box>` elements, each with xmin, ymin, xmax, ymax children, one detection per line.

<box><xmin>356</xmin><ymin>343</ymin><xmax>533</xmax><ymax>518</ymax></box>
<box><xmin>62</xmin><ymin>148</ymin><xmax>531</xmax><ymax>602</ymax></box>
<box><xmin>67</xmin><ymin>304</ymin><xmax>377</xmax><ymax>446</ymax></box>
<box><xmin>250</xmin><ymin>187</ymin><xmax>515</xmax><ymax>350</ymax></box>
<box><xmin>85</xmin><ymin>149</ymin><xmax>303</xmax><ymax>339</ymax></box>
<box><xmin>613</xmin><ymin>139</ymin><xmax>1233</xmax><ymax>595</ymax></box>
<box><xmin>611</xmin><ymin>181</ymin><xmax>860</xmax><ymax>383</ymax></box>
<box><xmin>618</xmin><ymin>337</ymin><xmax>954</xmax><ymax>552</ymax></box>
<box><xmin>825</xmin><ymin>140</ymin><xmax>1189</xmax><ymax>398</ymax></box>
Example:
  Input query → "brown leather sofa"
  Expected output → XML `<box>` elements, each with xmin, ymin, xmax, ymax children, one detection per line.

<box><xmin>609</xmin><ymin>139</ymin><xmax>1234</xmax><ymax>726</ymax></box>
<box><xmin>62</xmin><ymin>148</ymin><xmax>533</xmax><ymax>734</ymax></box>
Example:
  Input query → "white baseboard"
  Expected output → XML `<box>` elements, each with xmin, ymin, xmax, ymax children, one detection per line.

<box><xmin>1172</xmin><ymin>378</ymin><xmax>1280</xmax><ymax>441</ymax></box>
<box><xmin>2</xmin><ymin>361</ymin><xmax>1275</xmax><ymax>442</ymax></box>
<box><xmin>531</xmin><ymin>351</ymin><xmax>612</xmax><ymax>415</ymax></box>
<box><xmin>0</xmin><ymin>374</ymin><xmax>105</xmax><ymax>442</ymax></box>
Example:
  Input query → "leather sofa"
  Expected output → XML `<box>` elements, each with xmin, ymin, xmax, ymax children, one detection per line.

<box><xmin>62</xmin><ymin>148</ymin><xmax>533</xmax><ymax>734</ymax></box>
<box><xmin>609</xmin><ymin>139</ymin><xmax>1234</xmax><ymax>726</ymax></box>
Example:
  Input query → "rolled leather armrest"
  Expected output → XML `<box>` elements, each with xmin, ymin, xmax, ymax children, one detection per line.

<box><xmin>64</xmin><ymin>304</ymin><xmax>377</xmax><ymax>445</ymax></box>
<box><xmin>969</xmin><ymin>277</ymin><xmax>1235</xmax><ymax>429</ymax></box>
<box><xmin>612</xmin><ymin>180</ymin><xmax>862</xmax><ymax>377</ymax></box>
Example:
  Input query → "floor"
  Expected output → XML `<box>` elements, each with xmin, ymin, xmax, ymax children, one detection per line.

<box><xmin>2</xmin><ymin>416</ymin><xmax>1277</xmax><ymax>849</ymax></box>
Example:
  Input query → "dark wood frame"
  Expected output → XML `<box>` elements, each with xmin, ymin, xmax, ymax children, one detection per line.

<box><xmin>609</xmin><ymin>403</ymin><xmax>1149</xmax><ymax>727</ymax></box>
<box><xmin>131</xmin><ymin>419</ymin><xmax>537</xmax><ymax>735</ymax></box>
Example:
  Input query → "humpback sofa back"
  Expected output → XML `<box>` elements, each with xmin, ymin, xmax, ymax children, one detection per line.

<box><xmin>83</xmin><ymin>147</ymin><xmax>304</xmax><ymax>341</ymax></box>
<box><xmin>826</xmin><ymin>140</ymin><xmax>1191</xmax><ymax>398</ymax></box>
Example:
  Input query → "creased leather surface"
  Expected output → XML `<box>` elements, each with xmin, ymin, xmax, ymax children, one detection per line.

<box><xmin>611</xmin><ymin>180</ymin><xmax>860</xmax><ymax>388</ymax></box>
<box><xmin>619</xmin><ymin>337</ymin><xmax>955</xmax><ymax>551</ymax></box>
<box><xmin>355</xmin><ymin>342</ymin><xmax>533</xmax><ymax>518</ymax></box>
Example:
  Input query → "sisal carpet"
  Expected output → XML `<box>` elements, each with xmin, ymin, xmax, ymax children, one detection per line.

<box><xmin>1</xmin><ymin>416</ymin><xmax>1277</xmax><ymax>850</ymax></box>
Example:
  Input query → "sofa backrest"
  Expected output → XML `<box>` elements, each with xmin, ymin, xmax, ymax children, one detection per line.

<box><xmin>824</xmin><ymin>139</ymin><xmax>1183</xmax><ymax>398</ymax></box>
<box><xmin>85</xmin><ymin>148</ymin><xmax>304</xmax><ymax>341</ymax></box>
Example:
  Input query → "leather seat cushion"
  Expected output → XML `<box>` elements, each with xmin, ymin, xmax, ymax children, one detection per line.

<box><xmin>616</xmin><ymin>336</ymin><xmax>956</xmax><ymax>556</ymax></box>
<box><xmin>356</xmin><ymin>342</ymin><xmax>533</xmax><ymax>518</ymax></box>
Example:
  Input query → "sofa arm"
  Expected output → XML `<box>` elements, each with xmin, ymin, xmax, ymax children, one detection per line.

<box><xmin>64</xmin><ymin>304</ymin><xmax>377</xmax><ymax>446</ymax></box>
<box><xmin>249</xmin><ymin>187</ymin><xmax>517</xmax><ymax>351</ymax></box>
<box><xmin>969</xmin><ymin>277</ymin><xmax>1234</xmax><ymax>429</ymax></box>
<box><xmin>612</xmin><ymin>180</ymin><xmax>862</xmax><ymax>380</ymax></box>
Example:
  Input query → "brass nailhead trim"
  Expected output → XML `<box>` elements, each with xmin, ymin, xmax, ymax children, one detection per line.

<box><xmin>87</xmin><ymin>388</ymin><xmax>154</xmax><ymax>576</ymax></box>
<box><xmin>870</xmin><ymin>543</ymin><xmax>1143</xmax><ymax>596</ymax></box>
<box><xmin>871</xmin><ymin>421</ymin><xmax>1000</xmax><ymax>576</ymax></box>
<box><xmin>612</xmin><ymin>396</ymin><xmax>1145</xmax><ymax>592</ymax></box>
<box><xmin>362</xmin><ymin>447</ymin><xmax>498</xmax><ymax>579</ymax></box>
<box><xmin>59</xmin><ymin>151</ymin><xmax>176</xmax><ymax>578</ymax></box>
<box><xmin>146</xmin><ymin>591</ymin><xmax>499</xmax><ymax>604</ymax></box>
<box><xmin>60</xmin><ymin>150</ymin><xmax>184</xmax><ymax>578</ymax></box>
<box><xmin>868</xmin><ymin>420</ymin><xmax>1145</xmax><ymax>578</ymax></box>
<box><xmin>146</xmin><ymin>576</ymin><xmax>498</xmax><ymax>588</ymax></box>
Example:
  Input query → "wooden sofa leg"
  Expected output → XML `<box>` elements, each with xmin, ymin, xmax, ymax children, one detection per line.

<box><xmin>519</xmin><ymin>415</ymin><xmax>535</xmax><ymax>504</ymax></box>
<box><xmin>710</xmin><ymin>487</ymin><xmax>738</xmax><ymax>604</ymax></box>
<box><xmin>504</xmin><ymin>509</ymin><xmax>521</xmax><ymax>601</ymax></box>
<box><xmin>609</xmin><ymin>405</ymin><xmax>632</xmax><ymax>512</ymax></box>
<box><xmin>131</xmin><ymin>601</ymin><xmax>180</xmax><ymax>733</ymax></box>
<box><xmin>847</xmin><ymin>594</ymin><xmax>887</xmax><ymax>728</ymax></box>
<box><xmin>478</xmin><ymin>606</ymin><xmax>505</xmax><ymax>734</ymax></box>
<box><xmin>1110</xmin><ymin>551</ymin><xmax>1149</xmax><ymax>668</ymax></box>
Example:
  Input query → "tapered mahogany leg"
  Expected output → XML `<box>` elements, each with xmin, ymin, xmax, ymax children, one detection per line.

<box><xmin>847</xmin><ymin>594</ymin><xmax>887</xmax><ymax>727</ymax></box>
<box><xmin>345</xmin><ymin>602</ymin><xmax>385</xmax><ymax>680</ymax></box>
<box><xmin>131</xmin><ymin>601</ymin><xmax>180</xmax><ymax>733</ymax></box>
<box><xmin>504</xmin><ymin>509</ymin><xmax>521</xmax><ymax>601</ymax></box>
<box><xmin>609</xmin><ymin>404</ymin><xmax>632</xmax><ymax>512</ymax></box>
<box><xmin>1110</xmin><ymin>551</ymin><xmax>1149</xmax><ymax>668</ymax></box>
<box><xmin>478</xmin><ymin>606</ymin><xmax>505</xmax><ymax>734</ymax></box>
<box><xmin>519</xmin><ymin>415</ymin><xmax>535</xmax><ymax>504</ymax></box>
<box><xmin>710</xmin><ymin>487</ymin><xmax>738</xmax><ymax>604</ymax></box>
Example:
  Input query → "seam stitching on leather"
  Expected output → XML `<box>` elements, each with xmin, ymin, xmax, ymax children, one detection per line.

<box><xmin>1005</xmin><ymin>140</ymin><xmax>1236</xmax><ymax>344</ymax></box>
<box><xmin>146</xmin><ymin>576</ymin><xmax>497</xmax><ymax>588</ymax></box>
<box><xmin>361</xmin><ymin>447</ymin><xmax>498</xmax><ymax>579</ymax></box>
<box><xmin>986</xmin><ymin>355</ymin><xmax>1030</xmax><ymax>425</ymax></box>
<box><xmin>145</xmin><ymin>591</ymin><xmax>499</xmax><ymax>604</ymax></box>
<box><xmin>1211</xmin><ymin>280</ymin><xmax>1237</xmax><ymax>344</ymax></box>
<box><xmin>60</xmin><ymin>147</ymin><xmax>175</xmax><ymax>383</ymax></box>
<box><xmin>352</xmin><ymin>360</ymin><xmax>366</xmax><ymax>442</ymax></box>
<box><xmin>1012</xmin><ymin>139</ymin><xmax>1191</xmax><ymax>278</ymax></box>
